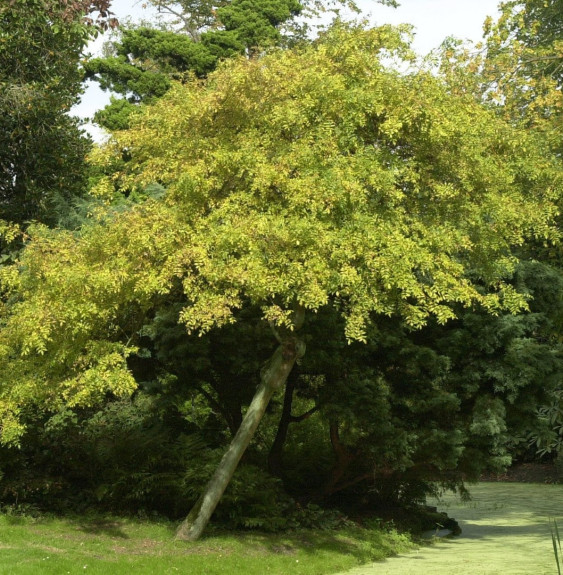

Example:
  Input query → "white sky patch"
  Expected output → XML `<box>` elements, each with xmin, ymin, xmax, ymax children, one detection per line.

<box><xmin>358</xmin><ymin>0</ymin><xmax>499</xmax><ymax>54</ymax></box>
<box><xmin>74</xmin><ymin>0</ymin><xmax>500</xmax><ymax>141</ymax></box>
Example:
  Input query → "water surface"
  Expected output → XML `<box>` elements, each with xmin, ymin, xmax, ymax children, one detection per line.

<box><xmin>337</xmin><ymin>483</ymin><xmax>562</xmax><ymax>575</ymax></box>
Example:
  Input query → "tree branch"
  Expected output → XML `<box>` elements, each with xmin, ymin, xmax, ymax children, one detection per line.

<box><xmin>290</xmin><ymin>405</ymin><xmax>319</xmax><ymax>423</ymax></box>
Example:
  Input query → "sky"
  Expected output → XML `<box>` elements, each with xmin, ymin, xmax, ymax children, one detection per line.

<box><xmin>74</xmin><ymin>0</ymin><xmax>501</xmax><ymax>140</ymax></box>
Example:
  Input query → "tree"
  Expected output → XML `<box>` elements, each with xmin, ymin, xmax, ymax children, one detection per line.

<box><xmin>0</xmin><ymin>24</ymin><xmax>560</xmax><ymax>539</ymax></box>
<box><xmin>0</xmin><ymin>0</ymin><xmax>116</xmax><ymax>227</ymax></box>
<box><xmin>268</xmin><ymin>269</ymin><xmax>562</xmax><ymax>504</ymax></box>
<box><xmin>439</xmin><ymin>0</ymin><xmax>561</xmax><ymax>148</ymax></box>
<box><xmin>84</xmin><ymin>0</ymin><xmax>304</xmax><ymax>131</ymax></box>
<box><xmin>487</xmin><ymin>0</ymin><xmax>563</xmax><ymax>87</ymax></box>
<box><xmin>84</xmin><ymin>0</ymin><xmax>396</xmax><ymax>131</ymax></box>
<box><xmin>438</xmin><ymin>0</ymin><xmax>563</xmax><ymax>463</ymax></box>
<box><xmin>483</xmin><ymin>0</ymin><xmax>563</xmax><ymax>459</ymax></box>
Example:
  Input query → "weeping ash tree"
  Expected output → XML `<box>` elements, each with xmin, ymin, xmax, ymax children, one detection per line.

<box><xmin>0</xmin><ymin>25</ymin><xmax>560</xmax><ymax>540</ymax></box>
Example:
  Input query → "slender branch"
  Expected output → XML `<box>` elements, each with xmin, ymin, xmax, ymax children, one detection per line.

<box><xmin>290</xmin><ymin>405</ymin><xmax>319</xmax><ymax>423</ymax></box>
<box><xmin>324</xmin><ymin>421</ymin><xmax>353</xmax><ymax>486</ymax></box>
<box><xmin>521</xmin><ymin>54</ymin><xmax>563</xmax><ymax>65</ymax></box>
<box><xmin>195</xmin><ymin>381</ymin><xmax>238</xmax><ymax>435</ymax></box>
<box><xmin>268</xmin><ymin>369</ymin><xmax>298</xmax><ymax>476</ymax></box>
<box><xmin>326</xmin><ymin>472</ymin><xmax>373</xmax><ymax>496</ymax></box>
<box><xmin>151</xmin><ymin>2</ymin><xmax>201</xmax><ymax>40</ymax></box>
<box><xmin>269</xmin><ymin>320</ymin><xmax>283</xmax><ymax>344</ymax></box>
<box><xmin>329</xmin><ymin>419</ymin><xmax>350</xmax><ymax>460</ymax></box>
<box><xmin>292</xmin><ymin>303</ymin><xmax>306</xmax><ymax>330</ymax></box>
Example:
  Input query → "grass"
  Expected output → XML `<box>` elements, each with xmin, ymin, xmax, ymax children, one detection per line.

<box><xmin>0</xmin><ymin>513</ymin><xmax>415</xmax><ymax>575</ymax></box>
<box><xmin>5</xmin><ymin>483</ymin><xmax>560</xmax><ymax>574</ymax></box>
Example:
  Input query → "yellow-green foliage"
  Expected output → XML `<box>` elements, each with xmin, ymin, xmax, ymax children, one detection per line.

<box><xmin>0</xmin><ymin>205</ymin><xmax>182</xmax><ymax>444</ymax></box>
<box><xmin>0</xmin><ymin>24</ymin><xmax>560</xmax><ymax>444</ymax></box>
<box><xmin>114</xmin><ymin>24</ymin><xmax>559</xmax><ymax>335</ymax></box>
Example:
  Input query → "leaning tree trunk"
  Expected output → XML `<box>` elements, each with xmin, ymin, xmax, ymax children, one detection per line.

<box><xmin>176</xmin><ymin>317</ymin><xmax>306</xmax><ymax>541</ymax></box>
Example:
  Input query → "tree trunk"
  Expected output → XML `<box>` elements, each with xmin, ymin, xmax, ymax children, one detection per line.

<box><xmin>268</xmin><ymin>370</ymin><xmax>298</xmax><ymax>477</ymax></box>
<box><xmin>268</xmin><ymin>370</ymin><xmax>319</xmax><ymax>478</ymax></box>
<box><xmin>176</xmin><ymin>334</ymin><xmax>306</xmax><ymax>541</ymax></box>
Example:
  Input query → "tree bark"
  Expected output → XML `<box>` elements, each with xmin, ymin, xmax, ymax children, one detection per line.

<box><xmin>176</xmin><ymin>330</ymin><xmax>306</xmax><ymax>541</ymax></box>
<box><xmin>268</xmin><ymin>370</ymin><xmax>298</xmax><ymax>477</ymax></box>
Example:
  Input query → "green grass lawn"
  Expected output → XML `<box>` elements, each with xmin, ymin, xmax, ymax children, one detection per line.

<box><xmin>0</xmin><ymin>513</ymin><xmax>415</xmax><ymax>575</ymax></box>
<box><xmin>5</xmin><ymin>483</ymin><xmax>558</xmax><ymax>574</ymax></box>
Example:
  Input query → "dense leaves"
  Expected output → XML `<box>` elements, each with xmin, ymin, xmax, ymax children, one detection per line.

<box><xmin>492</xmin><ymin>0</ymin><xmax>563</xmax><ymax>87</ymax></box>
<box><xmin>0</xmin><ymin>17</ymin><xmax>562</xmax><ymax>536</ymax></box>
<box><xmin>0</xmin><ymin>0</ymin><xmax>112</xmax><ymax>226</ymax></box>
<box><xmin>86</xmin><ymin>0</ymin><xmax>399</xmax><ymax>131</ymax></box>
<box><xmin>110</xmin><ymin>25</ymin><xmax>558</xmax><ymax>337</ymax></box>
<box><xmin>85</xmin><ymin>0</ymin><xmax>304</xmax><ymax>130</ymax></box>
<box><xmin>441</xmin><ymin>0</ymin><xmax>562</xmax><ymax>147</ymax></box>
<box><xmin>1</xmin><ymin>22</ymin><xmax>560</xmax><ymax>438</ymax></box>
<box><xmin>480</xmin><ymin>0</ymin><xmax>563</xmax><ymax>457</ymax></box>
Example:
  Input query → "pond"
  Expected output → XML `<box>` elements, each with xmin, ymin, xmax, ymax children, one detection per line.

<box><xmin>338</xmin><ymin>483</ymin><xmax>562</xmax><ymax>575</ymax></box>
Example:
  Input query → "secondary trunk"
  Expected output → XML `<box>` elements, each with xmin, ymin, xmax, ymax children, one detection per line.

<box><xmin>268</xmin><ymin>370</ymin><xmax>319</xmax><ymax>478</ymax></box>
<box><xmin>267</xmin><ymin>370</ymin><xmax>298</xmax><ymax>477</ymax></box>
<box><xmin>176</xmin><ymin>334</ymin><xmax>306</xmax><ymax>541</ymax></box>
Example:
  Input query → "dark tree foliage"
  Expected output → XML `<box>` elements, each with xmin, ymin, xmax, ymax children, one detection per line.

<box><xmin>0</xmin><ymin>0</ymin><xmax>115</xmax><ymax>226</ymax></box>
<box><xmin>4</xmin><ymin>260</ymin><xmax>559</xmax><ymax>521</ymax></box>
<box><xmin>278</xmin><ymin>265</ymin><xmax>562</xmax><ymax>508</ymax></box>
<box><xmin>85</xmin><ymin>0</ymin><xmax>303</xmax><ymax>130</ymax></box>
<box><xmin>481</xmin><ymin>0</ymin><xmax>563</xmax><ymax>457</ymax></box>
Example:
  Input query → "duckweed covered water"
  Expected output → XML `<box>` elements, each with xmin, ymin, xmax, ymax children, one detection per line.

<box><xmin>338</xmin><ymin>483</ymin><xmax>563</xmax><ymax>575</ymax></box>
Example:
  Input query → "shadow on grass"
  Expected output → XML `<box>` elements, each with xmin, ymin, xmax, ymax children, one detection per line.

<box><xmin>3</xmin><ymin>515</ymin><xmax>27</xmax><ymax>526</ymax></box>
<box><xmin>75</xmin><ymin>518</ymin><xmax>131</xmax><ymax>539</ymax></box>
<box><xmin>196</xmin><ymin>526</ymin><xmax>410</xmax><ymax>564</ymax></box>
<box><xmin>71</xmin><ymin>513</ymin><xmax>178</xmax><ymax>540</ymax></box>
<box><xmin>446</xmin><ymin>521</ymin><xmax>552</xmax><ymax>541</ymax></box>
